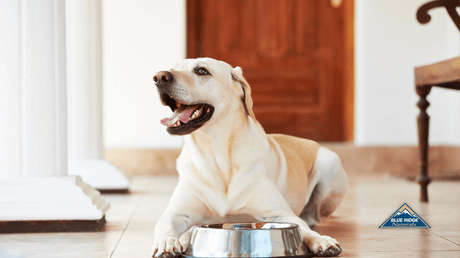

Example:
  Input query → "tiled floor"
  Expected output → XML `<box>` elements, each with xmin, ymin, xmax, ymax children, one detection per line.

<box><xmin>1</xmin><ymin>173</ymin><xmax>459</xmax><ymax>258</ymax></box>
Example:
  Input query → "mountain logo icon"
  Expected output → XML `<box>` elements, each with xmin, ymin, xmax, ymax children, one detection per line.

<box><xmin>379</xmin><ymin>203</ymin><xmax>430</xmax><ymax>228</ymax></box>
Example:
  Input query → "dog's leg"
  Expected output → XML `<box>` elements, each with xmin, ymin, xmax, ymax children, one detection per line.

<box><xmin>152</xmin><ymin>183</ymin><xmax>208</xmax><ymax>258</ymax></box>
<box><xmin>248</xmin><ymin>182</ymin><xmax>342</xmax><ymax>257</ymax></box>
<box><xmin>178</xmin><ymin>227</ymin><xmax>193</xmax><ymax>250</ymax></box>
<box><xmin>300</xmin><ymin>147</ymin><xmax>348</xmax><ymax>227</ymax></box>
<box><xmin>253</xmin><ymin>208</ymin><xmax>342</xmax><ymax>256</ymax></box>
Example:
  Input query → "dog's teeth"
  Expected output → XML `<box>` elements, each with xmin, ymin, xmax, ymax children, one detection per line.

<box><xmin>190</xmin><ymin>108</ymin><xmax>203</xmax><ymax>121</ymax></box>
<box><xmin>170</xmin><ymin>120</ymin><xmax>181</xmax><ymax>127</ymax></box>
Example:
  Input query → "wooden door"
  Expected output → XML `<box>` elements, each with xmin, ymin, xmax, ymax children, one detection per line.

<box><xmin>187</xmin><ymin>0</ymin><xmax>353</xmax><ymax>141</ymax></box>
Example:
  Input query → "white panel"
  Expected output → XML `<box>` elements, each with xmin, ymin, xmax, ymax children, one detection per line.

<box><xmin>66</xmin><ymin>0</ymin><xmax>130</xmax><ymax>190</ymax></box>
<box><xmin>22</xmin><ymin>0</ymin><xmax>67</xmax><ymax>176</ymax></box>
<box><xmin>0</xmin><ymin>0</ymin><xmax>67</xmax><ymax>178</ymax></box>
<box><xmin>66</xmin><ymin>0</ymin><xmax>104</xmax><ymax>159</ymax></box>
<box><xmin>0</xmin><ymin>0</ymin><xmax>21</xmax><ymax>178</ymax></box>
<box><xmin>102</xmin><ymin>0</ymin><xmax>185</xmax><ymax>149</ymax></box>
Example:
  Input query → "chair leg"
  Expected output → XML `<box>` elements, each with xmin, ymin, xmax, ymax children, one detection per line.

<box><xmin>416</xmin><ymin>86</ymin><xmax>432</xmax><ymax>202</ymax></box>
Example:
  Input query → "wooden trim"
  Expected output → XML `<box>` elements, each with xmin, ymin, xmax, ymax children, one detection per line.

<box><xmin>186</xmin><ymin>0</ymin><xmax>201</xmax><ymax>58</ymax></box>
<box><xmin>104</xmin><ymin>149</ymin><xmax>181</xmax><ymax>176</ymax></box>
<box><xmin>105</xmin><ymin>146</ymin><xmax>460</xmax><ymax>180</ymax></box>
<box><xmin>343</xmin><ymin>0</ymin><xmax>355</xmax><ymax>141</ymax></box>
<box><xmin>0</xmin><ymin>217</ymin><xmax>106</xmax><ymax>233</ymax></box>
<box><xmin>99</xmin><ymin>189</ymin><xmax>129</xmax><ymax>194</ymax></box>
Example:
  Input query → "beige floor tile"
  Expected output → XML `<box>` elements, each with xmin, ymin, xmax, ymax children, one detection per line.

<box><xmin>0</xmin><ymin>241</ymin><xmax>118</xmax><ymax>258</ymax></box>
<box><xmin>1</xmin><ymin>174</ymin><xmax>459</xmax><ymax>258</ymax></box>
<box><xmin>102</xmin><ymin>193</ymin><xmax>142</xmax><ymax>232</ymax></box>
<box><xmin>110</xmin><ymin>240</ymin><xmax>153</xmax><ymax>258</ymax></box>
<box><xmin>316</xmin><ymin>221</ymin><xmax>460</xmax><ymax>252</ymax></box>
<box><xmin>0</xmin><ymin>231</ymin><xmax>123</xmax><ymax>244</ymax></box>
<box><xmin>133</xmin><ymin>176</ymin><xmax>178</xmax><ymax>194</ymax></box>
<box><xmin>431</xmin><ymin>230</ymin><xmax>460</xmax><ymax>237</ymax></box>
<box><xmin>442</xmin><ymin>236</ymin><xmax>460</xmax><ymax>246</ymax></box>
<box><xmin>338</xmin><ymin>234</ymin><xmax>460</xmax><ymax>252</ymax></box>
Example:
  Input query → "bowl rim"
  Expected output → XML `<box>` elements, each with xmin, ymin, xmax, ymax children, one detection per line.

<box><xmin>194</xmin><ymin>222</ymin><xmax>300</xmax><ymax>231</ymax></box>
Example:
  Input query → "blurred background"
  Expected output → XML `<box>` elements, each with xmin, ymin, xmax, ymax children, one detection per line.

<box><xmin>101</xmin><ymin>0</ymin><xmax>460</xmax><ymax>177</ymax></box>
<box><xmin>103</xmin><ymin>0</ymin><xmax>459</xmax><ymax>148</ymax></box>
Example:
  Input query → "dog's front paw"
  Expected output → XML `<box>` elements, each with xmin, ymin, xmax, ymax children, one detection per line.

<box><xmin>151</xmin><ymin>236</ymin><xmax>182</xmax><ymax>258</ymax></box>
<box><xmin>305</xmin><ymin>234</ymin><xmax>342</xmax><ymax>257</ymax></box>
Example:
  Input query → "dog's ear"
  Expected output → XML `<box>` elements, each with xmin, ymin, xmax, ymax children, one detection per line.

<box><xmin>232</xmin><ymin>66</ymin><xmax>256</xmax><ymax>120</ymax></box>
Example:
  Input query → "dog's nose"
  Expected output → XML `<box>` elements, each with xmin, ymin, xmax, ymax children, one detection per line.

<box><xmin>153</xmin><ymin>71</ymin><xmax>173</xmax><ymax>87</ymax></box>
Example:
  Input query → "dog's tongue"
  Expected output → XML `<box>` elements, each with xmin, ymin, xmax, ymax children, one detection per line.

<box><xmin>160</xmin><ymin>105</ymin><xmax>198</xmax><ymax>126</ymax></box>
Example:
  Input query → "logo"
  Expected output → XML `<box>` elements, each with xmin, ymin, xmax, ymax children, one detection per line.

<box><xmin>379</xmin><ymin>203</ymin><xmax>430</xmax><ymax>228</ymax></box>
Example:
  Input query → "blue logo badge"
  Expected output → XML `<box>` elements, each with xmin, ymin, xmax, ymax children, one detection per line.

<box><xmin>379</xmin><ymin>203</ymin><xmax>430</xmax><ymax>228</ymax></box>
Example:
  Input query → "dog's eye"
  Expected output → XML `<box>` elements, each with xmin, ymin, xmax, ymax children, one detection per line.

<box><xmin>195</xmin><ymin>67</ymin><xmax>210</xmax><ymax>76</ymax></box>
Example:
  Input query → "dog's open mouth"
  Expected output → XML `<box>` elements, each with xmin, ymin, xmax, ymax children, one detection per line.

<box><xmin>159</xmin><ymin>92</ymin><xmax>214</xmax><ymax>135</ymax></box>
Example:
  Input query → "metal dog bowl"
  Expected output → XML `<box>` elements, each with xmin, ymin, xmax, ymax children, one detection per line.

<box><xmin>183</xmin><ymin>222</ymin><xmax>312</xmax><ymax>258</ymax></box>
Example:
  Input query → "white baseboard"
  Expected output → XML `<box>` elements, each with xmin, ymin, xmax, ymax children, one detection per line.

<box><xmin>0</xmin><ymin>176</ymin><xmax>110</xmax><ymax>221</ymax></box>
<box><xmin>68</xmin><ymin>159</ymin><xmax>130</xmax><ymax>190</ymax></box>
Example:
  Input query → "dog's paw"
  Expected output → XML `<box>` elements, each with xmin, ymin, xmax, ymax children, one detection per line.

<box><xmin>305</xmin><ymin>234</ymin><xmax>342</xmax><ymax>257</ymax></box>
<box><xmin>151</xmin><ymin>236</ymin><xmax>182</xmax><ymax>258</ymax></box>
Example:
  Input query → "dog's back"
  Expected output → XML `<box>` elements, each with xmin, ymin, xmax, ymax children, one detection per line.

<box><xmin>267</xmin><ymin>134</ymin><xmax>320</xmax><ymax>214</ymax></box>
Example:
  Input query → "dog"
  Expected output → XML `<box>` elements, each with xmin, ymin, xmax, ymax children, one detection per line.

<box><xmin>151</xmin><ymin>58</ymin><xmax>348</xmax><ymax>257</ymax></box>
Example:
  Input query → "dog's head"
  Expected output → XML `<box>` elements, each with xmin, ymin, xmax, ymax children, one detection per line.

<box><xmin>153</xmin><ymin>58</ymin><xmax>255</xmax><ymax>136</ymax></box>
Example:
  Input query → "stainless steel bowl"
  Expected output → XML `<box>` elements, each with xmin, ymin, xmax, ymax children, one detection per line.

<box><xmin>183</xmin><ymin>222</ymin><xmax>312</xmax><ymax>258</ymax></box>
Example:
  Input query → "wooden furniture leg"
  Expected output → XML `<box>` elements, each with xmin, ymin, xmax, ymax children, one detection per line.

<box><xmin>416</xmin><ymin>86</ymin><xmax>432</xmax><ymax>202</ymax></box>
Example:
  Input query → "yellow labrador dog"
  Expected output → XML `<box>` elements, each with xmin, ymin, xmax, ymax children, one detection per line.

<box><xmin>152</xmin><ymin>58</ymin><xmax>348</xmax><ymax>257</ymax></box>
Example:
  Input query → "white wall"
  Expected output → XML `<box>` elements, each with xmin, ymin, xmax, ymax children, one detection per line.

<box><xmin>102</xmin><ymin>0</ymin><xmax>460</xmax><ymax>149</ymax></box>
<box><xmin>355</xmin><ymin>0</ymin><xmax>460</xmax><ymax>146</ymax></box>
<box><xmin>102</xmin><ymin>0</ymin><xmax>185</xmax><ymax>149</ymax></box>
